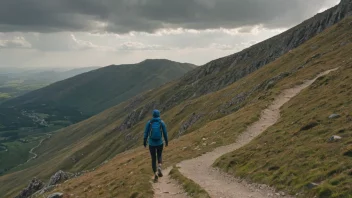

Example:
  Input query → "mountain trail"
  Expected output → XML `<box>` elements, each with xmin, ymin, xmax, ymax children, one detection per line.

<box><xmin>153</xmin><ymin>167</ymin><xmax>189</xmax><ymax>198</ymax></box>
<box><xmin>153</xmin><ymin>68</ymin><xmax>339</xmax><ymax>198</ymax></box>
<box><xmin>27</xmin><ymin>134</ymin><xmax>51</xmax><ymax>163</ymax></box>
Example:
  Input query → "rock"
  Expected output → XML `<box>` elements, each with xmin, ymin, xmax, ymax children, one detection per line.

<box><xmin>33</xmin><ymin>185</ymin><xmax>56</xmax><ymax>196</ymax></box>
<box><xmin>307</xmin><ymin>182</ymin><xmax>319</xmax><ymax>189</ymax></box>
<box><xmin>47</xmin><ymin>192</ymin><xmax>63</xmax><ymax>198</ymax></box>
<box><xmin>48</xmin><ymin>170</ymin><xmax>74</xmax><ymax>186</ymax></box>
<box><xmin>15</xmin><ymin>178</ymin><xmax>44</xmax><ymax>198</ymax></box>
<box><xmin>329</xmin><ymin>135</ymin><xmax>342</xmax><ymax>142</ymax></box>
<box><xmin>329</xmin><ymin>114</ymin><xmax>341</xmax><ymax>119</ymax></box>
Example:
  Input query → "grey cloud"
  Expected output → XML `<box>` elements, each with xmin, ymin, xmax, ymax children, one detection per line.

<box><xmin>0</xmin><ymin>0</ymin><xmax>339</xmax><ymax>33</ymax></box>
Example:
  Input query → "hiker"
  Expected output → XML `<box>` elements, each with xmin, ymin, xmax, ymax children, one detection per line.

<box><xmin>143</xmin><ymin>109</ymin><xmax>168</xmax><ymax>182</ymax></box>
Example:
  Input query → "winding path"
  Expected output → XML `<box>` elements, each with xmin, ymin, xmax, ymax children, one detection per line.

<box><xmin>27</xmin><ymin>134</ymin><xmax>51</xmax><ymax>163</ymax></box>
<box><xmin>154</xmin><ymin>68</ymin><xmax>338</xmax><ymax>198</ymax></box>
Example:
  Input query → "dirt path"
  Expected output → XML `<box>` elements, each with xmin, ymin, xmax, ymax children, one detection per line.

<box><xmin>27</xmin><ymin>134</ymin><xmax>51</xmax><ymax>163</ymax></box>
<box><xmin>153</xmin><ymin>167</ymin><xmax>189</xmax><ymax>198</ymax></box>
<box><xmin>153</xmin><ymin>68</ymin><xmax>338</xmax><ymax>198</ymax></box>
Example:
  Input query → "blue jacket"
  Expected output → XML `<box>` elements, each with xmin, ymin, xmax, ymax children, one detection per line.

<box><xmin>144</xmin><ymin>110</ymin><xmax>168</xmax><ymax>146</ymax></box>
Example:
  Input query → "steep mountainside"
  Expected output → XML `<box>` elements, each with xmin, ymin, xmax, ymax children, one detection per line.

<box><xmin>9</xmin><ymin>16</ymin><xmax>351</xmax><ymax>198</ymax></box>
<box><xmin>1</xmin><ymin>1</ymin><xmax>351</xmax><ymax>197</ymax></box>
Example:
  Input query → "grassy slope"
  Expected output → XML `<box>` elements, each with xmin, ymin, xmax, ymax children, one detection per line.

<box><xmin>2</xmin><ymin>17</ymin><xmax>351</xmax><ymax>198</ymax></box>
<box><xmin>214</xmin><ymin>28</ymin><xmax>352</xmax><ymax>198</ymax></box>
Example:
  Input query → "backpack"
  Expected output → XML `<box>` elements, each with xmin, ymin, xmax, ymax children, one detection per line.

<box><xmin>149</xmin><ymin>120</ymin><xmax>163</xmax><ymax>140</ymax></box>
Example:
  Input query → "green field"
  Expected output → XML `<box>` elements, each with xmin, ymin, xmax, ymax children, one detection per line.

<box><xmin>0</xmin><ymin>137</ymin><xmax>40</xmax><ymax>175</ymax></box>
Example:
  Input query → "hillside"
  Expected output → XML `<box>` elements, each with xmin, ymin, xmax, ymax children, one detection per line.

<box><xmin>1</xmin><ymin>1</ymin><xmax>351</xmax><ymax>197</ymax></box>
<box><xmin>16</xmin><ymin>16</ymin><xmax>351</xmax><ymax>198</ymax></box>
<box><xmin>1</xmin><ymin>59</ymin><xmax>195</xmax><ymax>115</ymax></box>
<box><xmin>0</xmin><ymin>59</ymin><xmax>195</xmax><ymax>176</ymax></box>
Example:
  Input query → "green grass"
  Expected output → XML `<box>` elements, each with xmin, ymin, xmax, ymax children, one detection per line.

<box><xmin>169</xmin><ymin>166</ymin><xmax>211</xmax><ymax>198</ymax></box>
<box><xmin>0</xmin><ymin>139</ymin><xmax>39</xmax><ymax>174</ymax></box>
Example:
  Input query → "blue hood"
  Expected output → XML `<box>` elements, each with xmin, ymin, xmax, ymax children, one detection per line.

<box><xmin>153</xmin><ymin>109</ymin><xmax>160</xmax><ymax>118</ymax></box>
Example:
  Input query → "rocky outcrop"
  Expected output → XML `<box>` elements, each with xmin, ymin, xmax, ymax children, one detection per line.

<box><xmin>16</xmin><ymin>171</ymin><xmax>73</xmax><ymax>198</ymax></box>
<box><xmin>117</xmin><ymin>101</ymin><xmax>158</xmax><ymax>132</ymax></box>
<box><xmin>47</xmin><ymin>170</ymin><xmax>73</xmax><ymax>186</ymax></box>
<box><xmin>15</xmin><ymin>178</ymin><xmax>44</xmax><ymax>198</ymax></box>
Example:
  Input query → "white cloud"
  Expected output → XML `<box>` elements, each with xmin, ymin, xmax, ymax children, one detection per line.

<box><xmin>0</xmin><ymin>37</ymin><xmax>31</xmax><ymax>48</ymax></box>
<box><xmin>70</xmin><ymin>34</ymin><xmax>115</xmax><ymax>51</ymax></box>
<box><xmin>119</xmin><ymin>42</ymin><xmax>170</xmax><ymax>51</ymax></box>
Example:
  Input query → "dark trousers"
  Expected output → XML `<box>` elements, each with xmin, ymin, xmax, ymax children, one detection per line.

<box><xmin>149</xmin><ymin>145</ymin><xmax>163</xmax><ymax>173</ymax></box>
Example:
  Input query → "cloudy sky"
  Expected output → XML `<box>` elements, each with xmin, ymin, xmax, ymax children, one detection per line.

<box><xmin>0</xmin><ymin>0</ymin><xmax>340</xmax><ymax>68</ymax></box>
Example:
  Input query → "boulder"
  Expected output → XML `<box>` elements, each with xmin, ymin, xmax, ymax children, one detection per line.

<box><xmin>47</xmin><ymin>192</ymin><xmax>63</xmax><ymax>198</ymax></box>
<box><xmin>48</xmin><ymin>170</ymin><xmax>73</xmax><ymax>186</ymax></box>
<box><xmin>15</xmin><ymin>178</ymin><xmax>44</xmax><ymax>198</ymax></box>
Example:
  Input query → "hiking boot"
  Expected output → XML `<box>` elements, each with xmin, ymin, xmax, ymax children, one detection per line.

<box><xmin>157</xmin><ymin>166</ymin><xmax>163</xmax><ymax>177</ymax></box>
<box><xmin>154</xmin><ymin>173</ymin><xmax>159</xmax><ymax>183</ymax></box>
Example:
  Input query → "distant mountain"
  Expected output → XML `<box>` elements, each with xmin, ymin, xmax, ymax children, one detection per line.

<box><xmin>0</xmin><ymin>59</ymin><xmax>196</xmax><ymax>133</ymax></box>
<box><xmin>0</xmin><ymin>67</ymin><xmax>100</xmax><ymax>103</ymax></box>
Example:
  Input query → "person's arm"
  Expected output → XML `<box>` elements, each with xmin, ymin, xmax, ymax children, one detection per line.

<box><xmin>161</xmin><ymin>121</ymin><xmax>168</xmax><ymax>146</ymax></box>
<box><xmin>143</xmin><ymin>121</ymin><xmax>150</xmax><ymax>147</ymax></box>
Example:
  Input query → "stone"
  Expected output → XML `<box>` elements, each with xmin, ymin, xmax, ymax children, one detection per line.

<box><xmin>47</xmin><ymin>192</ymin><xmax>64</xmax><ymax>198</ymax></box>
<box><xmin>329</xmin><ymin>135</ymin><xmax>342</xmax><ymax>142</ymax></box>
<box><xmin>48</xmin><ymin>170</ymin><xmax>74</xmax><ymax>186</ymax></box>
<box><xmin>329</xmin><ymin>114</ymin><xmax>341</xmax><ymax>119</ymax></box>
<box><xmin>15</xmin><ymin>178</ymin><xmax>44</xmax><ymax>198</ymax></box>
